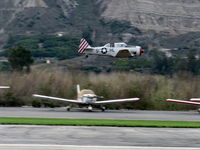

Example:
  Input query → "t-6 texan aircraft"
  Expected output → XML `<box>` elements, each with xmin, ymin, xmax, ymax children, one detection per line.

<box><xmin>78</xmin><ymin>38</ymin><xmax>144</xmax><ymax>58</ymax></box>
<box><xmin>33</xmin><ymin>85</ymin><xmax>140</xmax><ymax>111</ymax></box>
<box><xmin>166</xmin><ymin>98</ymin><xmax>200</xmax><ymax>112</ymax></box>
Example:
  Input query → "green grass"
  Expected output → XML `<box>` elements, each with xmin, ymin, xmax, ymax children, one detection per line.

<box><xmin>0</xmin><ymin>117</ymin><xmax>200</xmax><ymax>128</ymax></box>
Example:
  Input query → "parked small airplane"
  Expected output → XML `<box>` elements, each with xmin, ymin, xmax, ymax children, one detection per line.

<box><xmin>33</xmin><ymin>85</ymin><xmax>140</xmax><ymax>111</ymax></box>
<box><xmin>166</xmin><ymin>98</ymin><xmax>200</xmax><ymax>112</ymax></box>
<box><xmin>78</xmin><ymin>38</ymin><xmax>144</xmax><ymax>58</ymax></box>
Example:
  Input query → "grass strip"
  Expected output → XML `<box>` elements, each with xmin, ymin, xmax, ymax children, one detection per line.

<box><xmin>0</xmin><ymin>117</ymin><xmax>200</xmax><ymax>128</ymax></box>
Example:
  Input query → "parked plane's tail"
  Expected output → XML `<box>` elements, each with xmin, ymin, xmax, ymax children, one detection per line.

<box><xmin>77</xmin><ymin>84</ymin><xmax>81</xmax><ymax>94</ymax></box>
<box><xmin>78</xmin><ymin>38</ymin><xmax>91</xmax><ymax>53</ymax></box>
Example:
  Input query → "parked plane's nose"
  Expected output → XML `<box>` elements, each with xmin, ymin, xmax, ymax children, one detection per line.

<box><xmin>140</xmin><ymin>49</ymin><xmax>144</xmax><ymax>56</ymax></box>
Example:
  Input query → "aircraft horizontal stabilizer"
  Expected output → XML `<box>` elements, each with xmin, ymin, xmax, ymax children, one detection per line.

<box><xmin>95</xmin><ymin>98</ymin><xmax>140</xmax><ymax>104</ymax></box>
<box><xmin>0</xmin><ymin>86</ymin><xmax>10</xmax><ymax>89</ymax></box>
<box><xmin>33</xmin><ymin>94</ymin><xmax>84</xmax><ymax>104</ymax></box>
<box><xmin>166</xmin><ymin>99</ymin><xmax>200</xmax><ymax>105</ymax></box>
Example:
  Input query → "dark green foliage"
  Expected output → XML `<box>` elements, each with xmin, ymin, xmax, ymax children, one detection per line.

<box><xmin>42</xmin><ymin>101</ymin><xmax>60</xmax><ymax>108</ymax></box>
<box><xmin>0</xmin><ymin>92</ymin><xmax>24</xmax><ymax>107</ymax></box>
<box><xmin>152</xmin><ymin>52</ymin><xmax>174</xmax><ymax>75</ymax></box>
<box><xmin>113</xmin><ymin>49</ymin><xmax>200</xmax><ymax>76</ymax></box>
<box><xmin>8</xmin><ymin>46</ymin><xmax>33</xmax><ymax>72</ymax></box>
<box><xmin>81</xmin><ymin>66</ymin><xmax>102</xmax><ymax>73</ymax></box>
<box><xmin>32</xmin><ymin>100</ymin><xmax>41</xmax><ymax>108</ymax></box>
<box><xmin>186</xmin><ymin>50</ymin><xmax>199</xmax><ymax>74</ymax></box>
<box><xmin>113</xmin><ymin>57</ymin><xmax>153</xmax><ymax>73</ymax></box>
<box><xmin>0</xmin><ymin>62</ymin><xmax>11</xmax><ymax>71</ymax></box>
<box><xmin>113</xmin><ymin>59</ymin><xmax>130</xmax><ymax>71</ymax></box>
<box><xmin>4</xmin><ymin>35</ymin><xmax>80</xmax><ymax>60</ymax></box>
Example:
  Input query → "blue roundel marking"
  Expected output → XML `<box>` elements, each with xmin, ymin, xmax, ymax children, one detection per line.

<box><xmin>101</xmin><ymin>48</ymin><xmax>107</xmax><ymax>54</ymax></box>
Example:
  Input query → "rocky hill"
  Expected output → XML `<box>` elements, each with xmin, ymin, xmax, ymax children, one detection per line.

<box><xmin>100</xmin><ymin>0</ymin><xmax>200</xmax><ymax>34</ymax></box>
<box><xmin>0</xmin><ymin>0</ymin><xmax>200</xmax><ymax>49</ymax></box>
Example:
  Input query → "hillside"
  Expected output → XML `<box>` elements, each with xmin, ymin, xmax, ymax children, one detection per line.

<box><xmin>100</xmin><ymin>0</ymin><xmax>200</xmax><ymax>34</ymax></box>
<box><xmin>0</xmin><ymin>0</ymin><xmax>200</xmax><ymax>49</ymax></box>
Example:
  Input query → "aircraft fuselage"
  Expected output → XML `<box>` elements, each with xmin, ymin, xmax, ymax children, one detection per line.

<box><xmin>85</xmin><ymin>46</ymin><xmax>143</xmax><ymax>58</ymax></box>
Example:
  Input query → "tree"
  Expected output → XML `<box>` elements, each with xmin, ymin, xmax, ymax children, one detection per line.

<box><xmin>8</xmin><ymin>46</ymin><xmax>33</xmax><ymax>72</ymax></box>
<box><xmin>186</xmin><ymin>50</ymin><xmax>198</xmax><ymax>74</ymax></box>
<box><xmin>152</xmin><ymin>51</ymin><xmax>174</xmax><ymax>75</ymax></box>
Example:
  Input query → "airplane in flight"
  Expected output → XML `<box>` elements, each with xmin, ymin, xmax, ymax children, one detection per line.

<box><xmin>166</xmin><ymin>98</ymin><xmax>200</xmax><ymax>112</ymax></box>
<box><xmin>78</xmin><ymin>38</ymin><xmax>144</xmax><ymax>58</ymax></box>
<box><xmin>33</xmin><ymin>85</ymin><xmax>140</xmax><ymax>111</ymax></box>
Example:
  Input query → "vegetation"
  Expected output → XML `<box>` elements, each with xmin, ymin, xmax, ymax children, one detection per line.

<box><xmin>0</xmin><ymin>117</ymin><xmax>200</xmax><ymax>128</ymax></box>
<box><xmin>113</xmin><ymin>50</ymin><xmax>200</xmax><ymax>76</ymax></box>
<box><xmin>4</xmin><ymin>34</ymin><xmax>80</xmax><ymax>60</ymax></box>
<box><xmin>0</xmin><ymin>70</ymin><xmax>199</xmax><ymax>110</ymax></box>
<box><xmin>8</xmin><ymin>46</ymin><xmax>33</xmax><ymax>72</ymax></box>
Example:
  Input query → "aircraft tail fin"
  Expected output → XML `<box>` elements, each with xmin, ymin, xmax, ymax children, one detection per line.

<box><xmin>77</xmin><ymin>84</ymin><xmax>80</xmax><ymax>94</ymax></box>
<box><xmin>78</xmin><ymin>38</ymin><xmax>91</xmax><ymax>53</ymax></box>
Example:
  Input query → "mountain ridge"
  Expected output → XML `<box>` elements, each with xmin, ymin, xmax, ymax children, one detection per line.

<box><xmin>0</xmin><ymin>0</ymin><xmax>200</xmax><ymax>49</ymax></box>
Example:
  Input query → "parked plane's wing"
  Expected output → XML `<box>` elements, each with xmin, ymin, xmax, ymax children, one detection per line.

<box><xmin>94</xmin><ymin>98</ymin><xmax>140</xmax><ymax>104</ymax></box>
<box><xmin>166</xmin><ymin>99</ymin><xmax>200</xmax><ymax>105</ymax></box>
<box><xmin>190</xmin><ymin>98</ymin><xmax>200</xmax><ymax>102</ymax></box>
<box><xmin>0</xmin><ymin>86</ymin><xmax>10</xmax><ymax>88</ymax></box>
<box><xmin>33</xmin><ymin>94</ymin><xmax>84</xmax><ymax>104</ymax></box>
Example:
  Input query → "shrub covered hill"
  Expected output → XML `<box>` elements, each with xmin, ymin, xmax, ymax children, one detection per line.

<box><xmin>1</xmin><ymin>0</ymin><xmax>200</xmax><ymax>73</ymax></box>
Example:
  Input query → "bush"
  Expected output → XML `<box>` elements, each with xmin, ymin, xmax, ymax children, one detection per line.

<box><xmin>0</xmin><ymin>70</ymin><xmax>198</xmax><ymax>110</ymax></box>
<box><xmin>42</xmin><ymin>101</ymin><xmax>60</xmax><ymax>108</ymax></box>
<box><xmin>0</xmin><ymin>92</ymin><xmax>24</xmax><ymax>107</ymax></box>
<box><xmin>32</xmin><ymin>100</ymin><xmax>41</xmax><ymax>108</ymax></box>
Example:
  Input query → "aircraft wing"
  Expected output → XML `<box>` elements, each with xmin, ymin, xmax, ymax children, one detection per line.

<box><xmin>166</xmin><ymin>99</ymin><xmax>200</xmax><ymax>105</ymax></box>
<box><xmin>33</xmin><ymin>94</ymin><xmax>84</xmax><ymax>104</ymax></box>
<box><xmin>94</xmin><ymin>98</ymin><xmax>140</xmax><ymax>104</ymax></box>
<box><xmin>190</xmin><ymin>98</ymin><xmax>200</xmax><ymax>102</ymax></box>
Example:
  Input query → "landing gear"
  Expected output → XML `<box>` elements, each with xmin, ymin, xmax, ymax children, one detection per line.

<box><xmin>88</xmin><ymin>105</ymin><xmax>93</xmax><ymax>111</ymax></box>
<box><xmin>101</xmin><ymin>106</ymin><xmax>106</xmax><ymax>112</ymax></box>
<box><xmin>66</xmin><ymin>106</ymin><xmax>71</xmax><ymax>111</ymax></box>
<box><xmin>198</xmin><ymin>108</ymin><xmax>200</xmax><ymax>114</ymax></box>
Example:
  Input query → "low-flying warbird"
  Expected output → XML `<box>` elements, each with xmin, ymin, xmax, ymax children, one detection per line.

<box><xmin>78</xmin><ymin>38</ymin><xmax>144</xmax><ymax>58</ymax></box>
<box><xmin>166</xmin><ymin>98</ymin><xmax>200</xmax><ymax>113</ymax></box>
<box><xmin>33</xmin><ymin>85</ymin><xmax>140</xmax><ymax>111</ymax></box>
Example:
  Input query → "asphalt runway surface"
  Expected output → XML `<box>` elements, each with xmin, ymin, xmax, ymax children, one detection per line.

<box><xmin>1</xmin><ymin>145</ymin><xmax>200</xmax><ymax>150</ymax></box>
<box><xmin>0</xmin><ymin>107</ymin><xmax>199</xmax><ymax>121</ymax></box>
<box><xmin>1</xmin><ymin>125</ymin><xmax>200</xmax><ymax>148</ymax></box>
<box><xmin>0</xmin><ymin>107</ymin><xmax>200</xmax><ymax>149</ymax></box>
<box><xmin>0</xmin><ymin>145</ymin><xmax>200</xmax><ymax>150</ymax></box>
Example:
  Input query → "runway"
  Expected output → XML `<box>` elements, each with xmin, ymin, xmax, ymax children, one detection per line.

<box><xmin>0</xmin><ymin>107</ymin><xmax>199</xmax><ymax>121</ymax></box>
<box><xmin>1</xmin><ymin>125</ymin><xmax>200</xmax><ymax>148</ymax></box>
<box><xmin>0</xmin><ymin>107</ymin><xmax>200</xmax><ymax>149</ymax></box>
<box><xmin>0</xmin><ymin>144</ymin><xmax>200</xmax><ymax>150</ymax></box>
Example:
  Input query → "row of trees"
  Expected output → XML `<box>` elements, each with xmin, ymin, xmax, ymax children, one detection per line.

<box><xmin>153</xmin><ymin>50</ymin><xmax>200</xmax><ymax>75</ymax></box>
<box><xmin>4</xmin><ymin>34</ymin><xmax>80</xmax><ymax>60</ymax></box>
<box><xmin>3</xmin><ymin>33</ymin><xmax>200</xmax><ymax>75</ymax></box>
<box><xmin>114</xmin><ymin>50</ymin><xmax>200</xmax><ymax>76</ymax></box>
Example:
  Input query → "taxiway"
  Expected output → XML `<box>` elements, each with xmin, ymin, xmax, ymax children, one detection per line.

<box><xmin>0</xmin><ymin>107</ymin><xmax>199</xmax><ymax>121</ymax></box>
